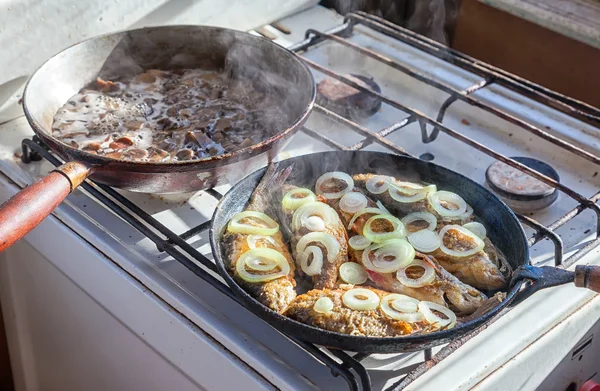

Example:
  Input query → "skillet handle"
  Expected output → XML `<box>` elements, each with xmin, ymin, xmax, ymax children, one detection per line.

<box><xmin>575</xmin><ymin>266</ymin><xmax>600</xmax><ymax>293</ymax></box>
<box><xmin>0</xmin><ymin>161</ymin><xmax>90</xmax><ymax>252</ymax></box>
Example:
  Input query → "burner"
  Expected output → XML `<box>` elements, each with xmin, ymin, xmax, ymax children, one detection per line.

<box><xmin>316</xmin><ymin>73</ymin><xmax>382</xmax><ymax>121</ymax></box>
<box><xmin>485</xmin><ymin>157</ymin><xmax>560</xmax><ymax>212</ymax></box>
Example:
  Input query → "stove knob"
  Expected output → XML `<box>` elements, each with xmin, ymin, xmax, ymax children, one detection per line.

<box><xmin>579</xmin><ymin>380</ymin><xmax>600</xmax><ymax>391</ymax></box>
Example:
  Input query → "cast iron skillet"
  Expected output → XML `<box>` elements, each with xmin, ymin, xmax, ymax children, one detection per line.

<box><xmin>210</xmin><ymin>151</ymin><xmax>600</xmax><ymax>353</ymax></box>
<box><xmin>0</xmin><ymin>25</ymin><xmax>315</xmax><ymax>252</ymax></box>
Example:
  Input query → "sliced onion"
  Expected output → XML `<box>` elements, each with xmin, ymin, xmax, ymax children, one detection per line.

<box><xmin>347</xmin><ymin>207</ymin><xmax>384</xmax><ymax>230</ymax></box>
<box><xmin>228</xmin><ymin>211</ymin><xmax>279</xmax><ymax>236</ymax></box>
<box><xmin>439</xmin><ymin>225</ymin><xmax>485</xmax><ymax>258</ymax></box>
<box><xmin>300</xmin><ymin>245</ymin><xmax>324</xmax><ymax>276</ymax></box>
<box><xmin>376</xmin><ymin>200</ymin><xmax>391</xmax><ymax>214</ymax></box>
<box><xmin>401</xmin><ymin>212</ymin><xmax>437</xmax><ymax>232</ymax></box>
<box><xmin>315</xmin><ymin>171</ymin><xmax>354</xmax><ymax>200</ymax></box>
<box><xmin>392</xmin><ymin>180</ymin><xmax>437</xmax><ymax>195</ymax></box>
<box><xmin>292</xmin><ymin>202</ymin><xmax>339</xmax><ymax>232</ymax></box>
<box><xmin>282</xmin><ymin>188</ymin><xmax>317</xmax><ymax>210</ymax></box>
<box><xmin>380</xmin><ymin>294</ymin><xmax>425</xmax><ymax>322</ymax></box>
<box><xmin>363</xmin><ymin>214</ymin><xmax>406</xmax><ymax>243</ymax></box>
<box><xmin>407</xmin><ymin>230</ymin><xmax>441</xmax><ymax>253</ymax></box>
<box><xmin>418</xmin><ymin>301</ymin><xmax>457</xmax><ymax>328</ymax></box>
<box><xmin>339</xmin><ymin>192</ymin><xmax>368</xmax><ymax>214</ymax></box>
<box><xmin>348</xmin><ymin>235</ymin><xmax>371</xmax><ymax>251</ymax></box>
<box><xmin>245</xmin><ymin>256</ymin><xmax>279</xmax><ymax>271</ymax></box>
<box><xmin>428</xmin><ymin>191</ymin><xmax>468</xmax><ymax>217</ymax></box>
<box><xmin>362</xmin><ymin>239</ymin><xmax>415</xmax><ymax>273</ymax></box>
<box><xmin>339</xmin><ymin>262</ymin><xmax>368</xmax><ymax>284</ymax></box>
<box><xmin>392</xmin><ymin>297</ymin><xmax>419</xmax><ymax>313</ymax></box>
<box><xmin>305</xmin><ymin>216</ymin><xmax>325</xmax><ymax>232</ymax></box>
<box><xmin>247</xmin><ymin>235</ymin><xmax>281</xmax><ymax>249</ymax></box>
<box><xmin>342</xmin><ymin>288</ymin><xmax>380</xmax><ymax>311</ymax></box>
<box><xmin>313</xmin><ymin>297</ymin><xmax>334</xmax><ymax>314</ymax></box>
<box><xmin>236</xmin><ymin>248</ymin><xmax>290</xmax><ymax>283</ymax></box>
<box><xmin>459</xmin><ymin>204</ymin><xmax>474</xmax><ymax>221</ymax></box>
<box><xmin>463</xmin><ymin>222</ymin><xmax>487</xmax><ymax>239</ymax></box>
<box><xmin>388</xmin><ymin>182</ymin><xmax>428</xmax><ymax>203</ymax></box>
<box><xmin>366</xmin><ymin>175</ymin><xmax>391</xmax><ymax>194</ymax></box>
<box><xmin>396</xmin><ymin>259</ymin><xmax>436</xmax><ymax>288</ymax></box>
<box><xmin>296</xmin><ymin>232</ymin><xmax>341</xmax><ymax>263</ymax></box>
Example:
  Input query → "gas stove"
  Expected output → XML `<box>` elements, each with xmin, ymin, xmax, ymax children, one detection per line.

<box><xmin>0</xmin><ymin>5</ymin><xmax>599</xmax><ymax>391</ymax></box>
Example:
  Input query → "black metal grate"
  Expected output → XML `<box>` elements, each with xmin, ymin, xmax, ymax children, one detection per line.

<box><xmin>20</xmin><ymin>11</ymin><xmax>600</xmax><ymax>391</ymax></box>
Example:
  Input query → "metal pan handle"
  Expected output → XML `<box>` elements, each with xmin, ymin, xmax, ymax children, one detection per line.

<box><xmin>510</xmin><ymin>264</ymin><xmax>600</xmax><ymax>305</ymax></box>
<box><xmin>0</xmin><ymin>161</ymin><xmax>90</xmax><ymax>252</ymax></box>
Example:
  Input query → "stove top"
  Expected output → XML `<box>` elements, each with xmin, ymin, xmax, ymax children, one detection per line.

<box><xmin>1</xmin><ymin>6</ymin><xmax>599</xmax><ymax>391</ymax></box>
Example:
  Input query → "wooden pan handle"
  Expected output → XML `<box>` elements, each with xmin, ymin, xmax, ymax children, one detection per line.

<box><xmin>575</xmin><ymin>265</ymin><xmax>600</xmax><ymax>293</ymax></box>
<box><xmin>0</xmin><ymin>161</ymin><xmax>90</xmax><ymax>252</ymax></box>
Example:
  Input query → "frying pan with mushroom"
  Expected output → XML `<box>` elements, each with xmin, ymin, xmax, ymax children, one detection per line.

<box><xmin>0</xmin><ymin>25</ymin><xmax>315</xmax><ymax>252</ymax></box>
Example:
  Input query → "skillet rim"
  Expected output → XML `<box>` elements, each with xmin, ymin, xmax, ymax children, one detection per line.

<box><xmin>209</xmin><ymin>151</ymin><xmax>529</xmax><ymax>353</ymax></box>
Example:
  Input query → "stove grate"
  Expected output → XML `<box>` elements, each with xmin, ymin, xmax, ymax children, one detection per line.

<box><xmin>20</xmin><ymin>11</ymin><xmax>600</xmax><ymax>391</ymax></box>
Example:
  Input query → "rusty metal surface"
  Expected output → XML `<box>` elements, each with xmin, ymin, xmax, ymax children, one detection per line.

<box><xmin>22</xmin><ymin>25</ymin><xmax>316</xmax><ymax>193</ymax></box>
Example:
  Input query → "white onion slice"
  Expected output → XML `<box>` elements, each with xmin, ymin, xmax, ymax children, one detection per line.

<box><xmin>392</xmin><ymin>297</ymin><xmax>419</xmax><ymax>313</ymax></box>
<box><xmin>366</xmin><ymin>175</ymin><xmax>391</xmax><ymax>194</ymax></box>
<box><xmin>236</xmin><ymin>248</ymin><xmax>290</xmax><ymax>283</ymax></box>
<box><xmin>362</xmin><ymin>239</ymin><xmax>415</xmax><ymax>273</ymax></box>
<box><xmin>463</xmin><ymin>222</ymin><xmax>487</xmax><ymax>239</ymax></box>
<box><xmin>396</xmin><ymin>259</ymin><xmax>436</xmax><ymax>288</ymax></box>
<box><xmin>427</xmin><ymin>191</ymin><xmax>468</xmax><ymax>217</ymax></box>
<box><xmin>363</xmin><ymin>214</ymin><xmax>406</xmax><ymax>243</ymax></box>
<box><xmin>282</xmin><ymin>188</ymin><xmax>317</xmax><ymax>211</ymax></box>
<box><xmin>439</xmin><ymin>225</ymin><xmax>485</xmax><ymax>258</ymax></box>
<box><xmin>315</xmin><ymin>171</ymin><xmax>354</xmax><ymax>199</ymax></box>
<box><xmin>380</xmin><ymin>294</ymin><xmax>425</xmax><ymax>322</ymax></box>
<box><xmin>401</xmin><ymin>212</ymin><xmax>437</xmax><ymax>232</ymax></box>
<box><xmin>247</xmin><ymin>235</ymin><xmax>281</xmax><ymax>249</ymax></box>
<box><xmin>376</xmin><ymin>200</ymin><xmax>391</xmax><ymax>214</ymax></box>
<box><xmin>407</xmin><ymin>230</ymin><xmax>441</xmax><ymax>253</ymax></box>
<box><xmin>300</xmin><ymin>245</ymin><xmax>324</xmax><ymax>276</ymax></box>
<box><xmin>339</xmin><ymin>192</ymin><xmax>368</xmax><ymax>214</ymax></box>
<box><xmin>339</xmin><ymin>262</ymin><xmax>368</xmax><ymax>284</ymax></box>
<box><xmin>418</xmin><ymin>301</ymin><xmax>457</xmax><ymax>328</ymax></box>
<box><xmin>292</xmin><ymin>202</ymin><xmax>339</xmax><ymax>232</ymax></box>
<box><xmin>392</xmin><ymin>181</ymin><xmax>437</xmax><ymax>195</ymax></box>
<box><xmin>459</xmin><ymin>204</ymin><xmax>474</xmax><ymax>221</ymax></box>
<box><xmin>388</xmin><ymin>182</ymin><xmax>428</xmax><ymax>203</ymax></box>
<box><xmin>228</xmin><ymin>211</ymin><xmax>279</xmax><ymax>236</ymax></box>
<box><xmin>347</xmin><ymin>207</ymin><xmax>384</xmax><ymax>230</ymax></box>
<box><xmin>305</xmin><ymin>216</ymin><xmax>326</xmax><ymax>232</ymax></box>
<box><xmin>246</xmin><ymin>255</ymin><xmax>279</xmax><ymax>271</ymax></box>
<box><xmin>348</xmin><ymin>235</ymin><xmax>371</xmax><ymax>251</ymax></box>
<box><xmin>296</xmin><ymin>232</ymin><xmax>341</xmax><ymax>263</ymax></box>
<box><xmin>313</xmin><ymin>297</ymin><xmax>334</xmax><ymax>314</ymax></box>
<box><xmin>342</xmin><ymin>288</ymin><xmax>380</xmax><ymax>311</ymax></box>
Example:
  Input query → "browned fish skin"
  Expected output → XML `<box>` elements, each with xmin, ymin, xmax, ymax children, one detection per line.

<box><xmin>350</xmin><ymin>248</ymin><xmax>486</xmax><ymax>315</ymax></box>
<box><xmin>353</xmin><ymin>173</ymin><xmax>505</xmax><ymax>291</ymax></box>
<box><xmin>352</xmin><ymin>173</ymin><xmax>473</xmax><ymax>226</ymax></box>
<box><xmin>432</xmin><ymin>249</ymin><xmax>506</xmax><ymax>291</ymax></box>
<box><xmin>295</xmin><ymin>196</ymin><xmax>349</xmax><ymax>289</ymax></box>
<box><xmin>222</xmin><ymin>163</ymin><xmax>297</xmax><ymax>313</ymax></box>
<box><xmin>284</xmin><ymin>286</ymin><xmax>433</xmax><ymax>337</ymax></box>
<box><xmin>432</xmin><ymin>224</ymin><xmax>507</xmax><ymax>291</ymax></box>
<box><xmin>223</xmin><ymin>230</ymin><xmax>296</xmax><ymax>313</ymax></box>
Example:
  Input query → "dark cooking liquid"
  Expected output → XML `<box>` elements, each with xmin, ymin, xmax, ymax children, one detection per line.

<box><xmin>52</xmin><ymin>69</ymin><xmax>278</xmax><ymax>162</ymax></box>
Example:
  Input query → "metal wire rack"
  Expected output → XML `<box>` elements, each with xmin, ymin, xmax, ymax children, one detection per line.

<box><xmin>20</xmin><ymin>11</ymin><xmax>600</xmax><ymax>391</ymax></box>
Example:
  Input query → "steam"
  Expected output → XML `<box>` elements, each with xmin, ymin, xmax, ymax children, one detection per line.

<box><xmin>93</xmin><ymin>27</ymin><xmax>312</xmax><ymax>134</ymax></box>
<box><xmin>406</xmin><ymin>0</ymin><xmax>457</xmax><ymax>46</ymax></box>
